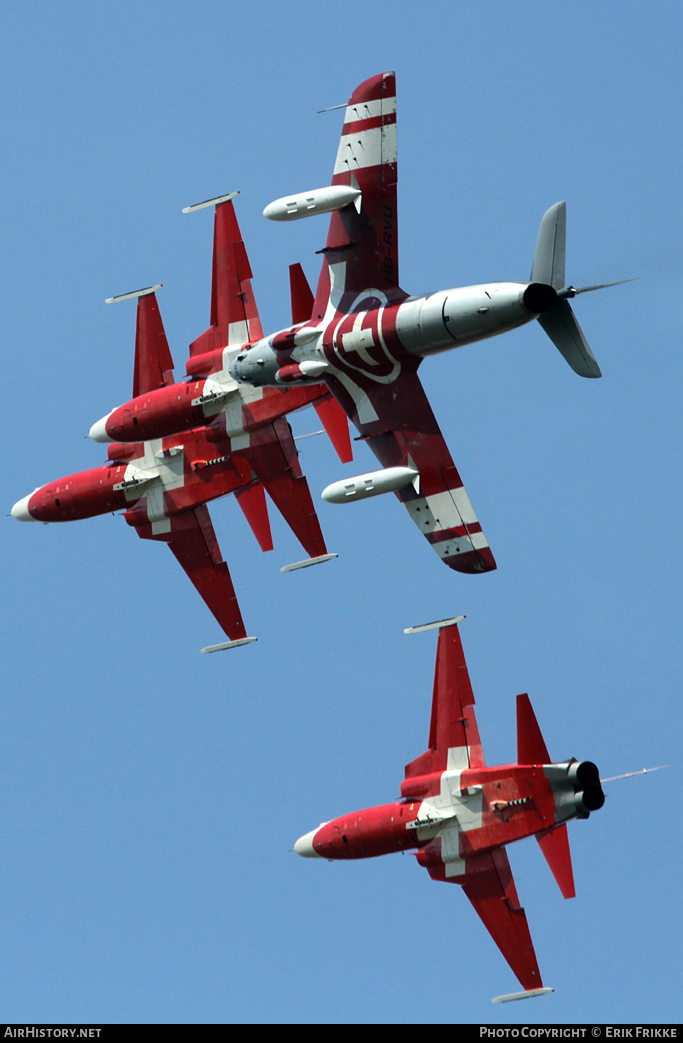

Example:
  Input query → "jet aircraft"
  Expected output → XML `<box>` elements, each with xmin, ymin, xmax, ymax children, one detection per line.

<box><xmin>295</xmin><ymin>617</ymin><xmax>605</xmax><ymax>1002</ymax></box>
<box><xmin>223</xmin><ymin>72</ymin><xmax>625</xmax><ymax>576</ymax></box>
<box><xmin>11</xmin><ymin>196</ymin><xmax>352</xmax><ymax>650</ymax></box>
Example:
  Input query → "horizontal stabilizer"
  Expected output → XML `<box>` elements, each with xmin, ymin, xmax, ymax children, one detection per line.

<box><xmin>313</xmin><ymin>395</ymin><xmax>353</xmax><ymax>463</ymax></box>
<box><xmin>234</xmin><ymin>482</ymin><xmax>273</xmax><ymax>552</ymax></box>
<box><xmin>237</xmin><ymin>418</ymin><xmax>329</xmax><ymax>560</ymax></box>
<box><xmin>516</xmin><ymin>693</ymin><xmax>551</xmax><ymax>765</ymax></box>
<box><xmin>536</xmin><ymin>824</ymin><xmax>576</xmax><ymax>899</ymax></box>
<box><xmin>530</xmin><ymin>202</ymin><xmax>602</xmax><ymax>377</ymax></box>
<box><xmin>537</xmin><ymin>299</ymin><xmax>602</xmax><ymax>378</ymax></box>
<box><xmin>289</xmin><ymin>262</ymin><xmax>315</xmax><ymax>324</ymax></box>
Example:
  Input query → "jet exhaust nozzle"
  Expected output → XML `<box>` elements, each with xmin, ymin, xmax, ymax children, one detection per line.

<box><xmin>522</xmin><ymin>282</ymin><xmax>558</xmax><ymax>315</ymax></box>
<box><xmin>568</xmin><ymin>760</ymin><xmax>605</xmax><ymax>817</ymax></box>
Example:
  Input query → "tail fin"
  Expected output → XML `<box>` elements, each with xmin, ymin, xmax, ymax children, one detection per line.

<box><xmin>234</xmin><ymin>481</ymin><xmax>273</xmax><ymax>552</ymax></box>
<box><xmin>313</xmin><ymin>397</ymin><xmax>353</xmax><ymax>463</ymax></box>
<box><xmin>531</xmin><ymin>201</ymin><xmax>566</xmax><ymax>289</ymax></box>
<box><xmin>516</xmin><ymin>693</ymin><xmax>551</xmax><ymax>765</ymax></box>
<box><xmin>536</xmin><ymin>825</ymin><xmax>576</xmax><ymax>899</ymax></box>
<box><xmin>289</xmin><ymin>263</ymin><xmax>315</xmax><ymax>324</ymax></box>
<box><xmin>516</xmin><ymin>694</ymin><xmax>576</xmax><ymax>899</ymax></box>
<box><xmin>530</xmin><ymin>202</ymin><xmax>602</xmax><ymax>379</ymax></box>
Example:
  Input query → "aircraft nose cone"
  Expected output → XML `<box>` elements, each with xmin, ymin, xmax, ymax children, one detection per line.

<box><xmin>11</xmin><ymin>492</ymin><xmax>38</xmax><ymax>521</ymax></box>
<box><xmin>294</xmin><ymin>827</ymin><xmax>323</xmax><ymax>858</ymax></box>
<box><xmin>89</xmin><ymin>411</ymin><xmax>115</xmax><ymax>443</ymax></box>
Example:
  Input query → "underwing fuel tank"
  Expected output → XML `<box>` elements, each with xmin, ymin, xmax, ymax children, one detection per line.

<box><xmin>263</xmin><ymin>185</ymin><xmax>362</xmax><ymax>222</ymax></box>
<box><xmin>321</xmin><ymin>466</ymin><xmax>419</xmax><ymax>504</ymax></box>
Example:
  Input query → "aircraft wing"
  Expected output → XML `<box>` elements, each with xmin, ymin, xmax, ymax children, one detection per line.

<box><xmin>188</xmin><ymin>194</ymin><xmax>264</xmax><ymax>357</ymax></box>
<box><xmin>404</xmin><ymin>620</ymin><xmax>485</xmax><ymax>789</ymax></box>
<box><xmin>326</xmin><ymin>364</ymin><xmax>496</xmax><ymax>574</ymax></box>
<box><xmin>313</xmin><ymin>70</ymin><xmax>402</xmax><ymax>311</ymax></box>
<box><xmin>134</xmin><ymin>504</ymin><xmax>249</xmax><ymax>643</ymax></box>
<box><xmin>426</xmin><ymin>844</ymin><xmax>544</xmax><ymax>993</ymax></box>
<box><xmin>133</xmin><ymin>290</ymin><xmax>175</xmax><ymax>397</ymax></box>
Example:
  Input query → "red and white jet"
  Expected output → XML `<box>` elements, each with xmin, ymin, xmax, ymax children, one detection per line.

<box><xmin>88</xmin><ymin>193</ymin><xmax>352</xmax><ymax>466</ymax></box>
<box><xmin>295</xmin><ymin>617</ymin><xmax>605</xmax><ymax>1002</ymax></box>
<box><xmin>226</xmin><ymin>72</ymin><xmax>625</xmax><ymax>575</ymax></box>
<box><xmin>11</xmin><ymin>197</ymin><xmax>351</xmax><ymax>650</ymax></box>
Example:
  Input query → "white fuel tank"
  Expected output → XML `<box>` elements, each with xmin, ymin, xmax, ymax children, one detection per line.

<box><xmin>322</xmin><ymin>466</ymin><xmax>418</xmax><ymax>504</ymax></box>
<box><xmin>264</xmin><ymin>185</ymin><xmax>362</xmax><ymax>222</ymax></box>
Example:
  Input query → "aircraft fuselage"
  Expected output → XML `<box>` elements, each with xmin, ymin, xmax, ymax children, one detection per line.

<box><xmin>296</xmin><ymin>758</ymin><xmax>604</xmax><ymax>877</ymax></box>
<box><xmin>11</xmin><ymin>430</ymin><xmax>254</xmax><ymax>529</ymax></box>
<box><xmin>230</xmin><ymin>279</ymin><xmax>554</xmax><ymax>390</ymax></box>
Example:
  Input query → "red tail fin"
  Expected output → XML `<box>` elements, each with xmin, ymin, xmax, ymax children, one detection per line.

<box><xmin>517</xmin><ymin>695</ymin><xmax>576</xmax><ymax>899</ymax></box>
<box><xmin>313</xmin><ymin>396</ymin><xmax>353</xmax><ymax>463</ymax></box>
<box><xmin>234</xmin><ymin>482</ymin><xmax>273</xmax><ymax>552</ymax></box>
<box><xmin>289</xmin><ymin>263</ymin><xmax>314</xmax><ymax>324</ymax></box>
<box><xmin>236</xmin><ymin>418</ymin><xmax>328</xmax><ymax>559</ymax></box>
<box><xmin>516</xmin><ymin>693</ymin><xmax>551</xmax><ymax>765</ymax></box>
<box><xmin>536</xmin><ymin>825</ymin><xmax>576</xmax><ymax>899</ymax></box>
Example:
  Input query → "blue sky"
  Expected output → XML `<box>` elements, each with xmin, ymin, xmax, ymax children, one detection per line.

<box><xmin>2</xmin><ymin>0</ymin><xmax>680</xmax><ymax>1025</ymax></box>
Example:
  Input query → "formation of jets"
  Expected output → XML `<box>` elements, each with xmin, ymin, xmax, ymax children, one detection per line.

<box><xmin>12</xmin><ymin>71</ymin><xmax>632</xmax><ymax>1000</ymax></box>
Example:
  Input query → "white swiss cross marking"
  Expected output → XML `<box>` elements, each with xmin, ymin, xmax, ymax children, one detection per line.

<box><xmin>413</xmin><ymin>746</ymin><xmax>484</xmax><ymax>876</ymax></box>
<box><xmin>121</xmin><ymin>439</ymin><xmax>186</xmax><ymax>534</ymax></box>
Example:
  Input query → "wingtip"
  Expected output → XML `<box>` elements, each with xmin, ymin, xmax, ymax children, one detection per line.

<box><xmin>200</xmin><ymin>636</ymin><xmax>258</xmax><ymax>654</ymax></box>
<box><xmin>492</xmin><ymin>987</ymin><xmax>554</xmax><ymax>1004</ymax></box>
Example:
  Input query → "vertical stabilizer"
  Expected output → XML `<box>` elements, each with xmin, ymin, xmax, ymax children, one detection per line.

<box><xmin>531</xmin><ymin>201</ymin><xmax>566</xmax><ymax>290</ymax></box>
